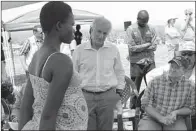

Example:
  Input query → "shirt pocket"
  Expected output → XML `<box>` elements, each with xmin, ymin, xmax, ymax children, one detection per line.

<box><xmin>103</xmin><ymin>57</ymin><xmax>114</xmax><ymax>73</ymax></box>
<box><xmin>132</xmin><ymin>31</ymin><xmax>141</xmax><ymax>44</ymax></box>
<box><xmin>79</xmin><ymin>57</ymin><xmax>95</xmax><ymax>72</ymax></box>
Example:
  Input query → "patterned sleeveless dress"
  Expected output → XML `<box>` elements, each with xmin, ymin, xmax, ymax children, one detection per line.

<box><xmin>22</xmin><ymin>53</ymin><xmax>88</xmax><ymax>130</ymax></box>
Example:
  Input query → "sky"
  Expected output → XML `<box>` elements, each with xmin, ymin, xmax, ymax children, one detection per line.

<box><xmin>2</xmin><ymin>1</ymin><xmax>195</xmax><ymax>30</ymax></box>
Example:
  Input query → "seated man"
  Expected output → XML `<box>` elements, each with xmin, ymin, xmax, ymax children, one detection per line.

<box><xmin>138</xmin><ymin>56</ymin><xmax>195</xmax><ymax>130</ymax></box>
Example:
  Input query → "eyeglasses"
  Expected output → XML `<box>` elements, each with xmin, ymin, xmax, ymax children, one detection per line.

<box><xmin>181</xmin><ymin>52</ymin><xmax>195</xmax><ymax>57</ymax></box>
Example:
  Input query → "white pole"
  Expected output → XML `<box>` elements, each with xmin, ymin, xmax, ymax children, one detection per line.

<box><xmin>2</xmin><ymin>28</ymin><xmax>16</xmax><ymax>87</ymax></box>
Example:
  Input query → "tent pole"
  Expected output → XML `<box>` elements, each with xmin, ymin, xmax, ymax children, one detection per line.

<box><xmin>9</xmin><ymin>34</ymin><xmax>16</xmax><ymax>86</ymax></box>
<box><xmin>2</xmin><ymin>28</ymin><xmax>16</xmax><ymax>87</ymax></box>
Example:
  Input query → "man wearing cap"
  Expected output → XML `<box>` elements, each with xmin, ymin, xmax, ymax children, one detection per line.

<box><xmin>146</xmin><ymin>41</ymin><xmax>195</xmax><ymax>84</ymax></box>
<box><xmin>165</xmin><ymin>17</ymin><xmax>181</xmax><ymax>61</ymax></box>
<box><xmin>19</xmin><ymin>25</ymin><xmax>43</xmax><ymax>75</ymax></box>
<box><xmin>177</xmin><ymin>41</ymin><xmax>195</xmax><ymax>79</ymax></box>
<box><xmin>139</xmin><ymin>56</ymin><xmax>195</xmax><ymax>130</ymax></box>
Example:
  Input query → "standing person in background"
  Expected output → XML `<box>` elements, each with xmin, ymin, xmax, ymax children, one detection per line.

<box><xmin>19</xmin><ymin>25</ymin><xmax>43</xmax><ymax>76</ymax></box>
<box><xmin>72</xmin><ymin>17</ymin><xmax>125</xmax><ymax>130</ymax></box>
<box><xmin>74</xmin><ymin>24</ymin><xmax>83</xmax><ymax>46</ymax></box>
<box><xmin>125</xmin><ymin>10</ymin><xmax>158</xmax><ymax>109</ymax></box>
<box><xmin>165</xmin><ymin>17</ymin><xmax>182</xmax><ymax>61</ymax></box>
<box><xmin>181</xmin><ymin>8</ymin><xmax>195</xmax><ymax>42</ymax></box>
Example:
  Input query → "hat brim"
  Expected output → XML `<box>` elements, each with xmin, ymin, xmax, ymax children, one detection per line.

<box><xmin>168</xmin><ymin>59</ymin><xmax>182</xmax><ymax>67</ymax></box>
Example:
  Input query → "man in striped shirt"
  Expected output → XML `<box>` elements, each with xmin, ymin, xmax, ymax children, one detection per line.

<box><xmin>139</xmin><ymin>56</ymin><xmax>195</xmax><ymax>130</ymax></box>
<box><xmin>19</xmin><ymin>25</ymin><xmax>43</xmax><ymax>75</ymax></box>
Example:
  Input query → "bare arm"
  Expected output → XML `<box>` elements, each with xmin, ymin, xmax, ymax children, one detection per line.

<box><xmin>18</xmin><ymin>78</ymin><xmax>34</xmax><ymax>130</ymax></box>
<box><xmin>145</xmin><ymin>106</ymin><xmax>164</xmax><ymax>122</ymax></box>
<box><xmin>181</xmin><ymin>15</ymin><xmax>191</xmax><ymax>32</ymax></box>
<box><xmin>126</xmin><ymin>27</ymin><xmax>151</xmax><ymax>53</ymax></box>
<box><xmin>146</xmin><ymin>44</ymin><xmax>157</xmax><ymax>51</ymax></box>
<box><xmin>39</xmin><ymin>53</ymin><xmax>73</xmax><ymax>130</ymax></box>
<box><xmin>174</xmin><ymin>108</ymin><xmax>192</xmax><ymax>116</ymax></box>
<box><xmin>146</xmin><ymin>27</ymin><xmax>158</xmax><ymax>51</ymax></box>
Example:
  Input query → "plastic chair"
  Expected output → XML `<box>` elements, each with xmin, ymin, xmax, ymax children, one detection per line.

<box><xmin>113</xmin><ymin>76</ymin><xmax>139</xmax><ymax>130</ymax></box>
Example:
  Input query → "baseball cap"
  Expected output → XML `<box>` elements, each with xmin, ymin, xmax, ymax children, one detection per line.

<box><xmin>168</xmin><ymin>56</ymin><xmax>188</xmax><ymax>68</ymax></box>
<box><xmin>168</xmin><ymin>17</ymin><xmax>178</xmax><ymax>22</ymax></box>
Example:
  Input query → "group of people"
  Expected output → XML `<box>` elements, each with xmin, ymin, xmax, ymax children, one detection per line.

<box><xmin>1</xmin><ymin>1</ymin><xmax>195</xmax><ymax>130</ymax></box>
<box><xmin>165</xmin><ymin>8</ymin><xmax>195</xmax><ymax>61</ymax></box>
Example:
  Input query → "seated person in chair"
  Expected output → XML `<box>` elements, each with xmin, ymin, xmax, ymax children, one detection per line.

<box><xmin>138</xmin><ymin>56</ymin><xmax>195</xmax><ymax>130</ymax></box>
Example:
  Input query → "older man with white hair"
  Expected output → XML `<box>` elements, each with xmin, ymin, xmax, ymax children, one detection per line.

<box><xmin>72</xmin><ymin>17</ymin><xmax>125</xmax><ymax>130</ymax></box>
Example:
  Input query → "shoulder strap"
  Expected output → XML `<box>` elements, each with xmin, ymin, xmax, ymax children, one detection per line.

<box><xmin>41</xmin><ymin>52</ymin><xmax>61</xmax><ymax>77</ymax></box>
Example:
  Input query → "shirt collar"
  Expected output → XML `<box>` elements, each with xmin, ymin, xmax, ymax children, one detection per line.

<box><xmin>84</xmin><ymin>39</ymin><xmax>111</xmax><ymax>50</ymax></box>
<box><xmin>163</xmin><ymin>71</ymin><xmax>185</xmax><ymax>85</ymax></box>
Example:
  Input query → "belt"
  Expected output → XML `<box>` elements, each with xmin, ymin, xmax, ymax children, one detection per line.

<box><xmin>82</xmin><ymin>88</ymin><xmax>113</xmax><ymax>94</ymax></box>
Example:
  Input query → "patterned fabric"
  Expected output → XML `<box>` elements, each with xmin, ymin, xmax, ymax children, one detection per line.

<box><xmin>125</xmin><ymin>23</ymin><xmax>158</xmax><ymax>63</ymax></box>
<box><xmin>141</xmin><ymin>71</ymin><xmax>196</xmax><ymax>116</ymax></box>
<box><xmin>72</xmin><ymin>41</ymin><xmax>125</xmax><ymax>92</ymax></box>
<box><xmin>120</xmin><ymin>83</ymin><xmax>131</xmax><ymax>104</ymax></box>
<box><xmin>22</xmin><ymin>71</ymin><xmax>88</xmax><ymax>130</ymax></box>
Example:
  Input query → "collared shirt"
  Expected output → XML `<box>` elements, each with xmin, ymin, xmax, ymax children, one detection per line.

<box><xmin>72</xmin><ymin>40</ymin><xmax>125</xmax><ymax>92</ymax></box>
<box><xmin>19</xmin><ymin>36</ymin><xmax>43</xmax><ymax>66</ymax></box>
<box><xmin>141</xmin><ymin>71</ymin><xmax>195</xmax><ymax>116</ymax></box>
<box><xmin>125</xmin><ymin>23</ymin><xmax>158</xmax><ymax>63</ymax></box>
<box><xmin>60</xmin><ymin>40</ymin><xmax>77</xmax><ymax>58</ymax></box>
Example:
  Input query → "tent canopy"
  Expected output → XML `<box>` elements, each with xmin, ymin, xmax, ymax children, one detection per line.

<box><xmin>2</xmin><ymin>2</ymin><xmax>103</xmax><ymax>32</ymax></box>
<box><xmin>1</xmin><ymin>1</ymin><xmax>38</xmax><ymax>10</ymax></box>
